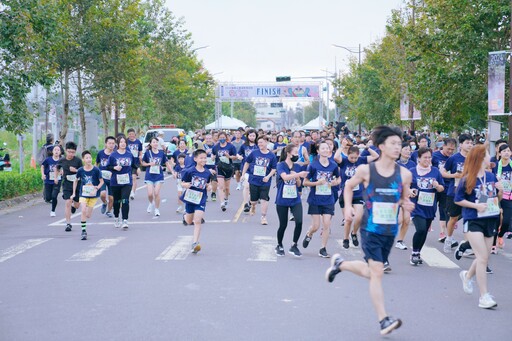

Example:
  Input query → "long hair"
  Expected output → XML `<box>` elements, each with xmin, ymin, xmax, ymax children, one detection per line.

<box><xmin>461</xmin><ymin>144</ymin><xmax>487</xmax><ymax>195</ymax></box>
<box><xmin>279</xmin><ymin>143</ymin><xmax>297</xmax><ymax>162</ymax></box>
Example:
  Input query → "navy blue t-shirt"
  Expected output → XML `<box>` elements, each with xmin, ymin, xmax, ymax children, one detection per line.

<box><xmin>42</xmin><ymin>156</ymin><xmax>61</xmax><ymax>184</ymax></box>
<box><xmin>76</xmin><ymin>166</ymin><xmax>102</xmax><ymax>198</ymax></box>
<box><xmin>454</xmin><ymin>172</ymin><xmax>500</xmax><ymax>222</ymax></box>
<box><xmin>142</xmin><ymin>149</ymin><xmax>167</xmax><ymax>182</ymax></box>
<box><xmin>444</xmin><ymin>152</ymin><xmax>466</xmax><ymax>197</ymax></box>
<box><xmin>339</xmin><ymin>156</ymin><xmax>367</xmax><ymax>199</ymax></box>
<box><xmin>410</xmin><ymin>166</ymin><xmax>445</xmax><ymax>219</ymax></box>
<box><xmin>275</xmin><ymin>162</ymin><xmax>302</xmax><ymax>207</ymax></box>
<box><xmin>245</xmin><ymin>149</ymin><xmax>278</xmax><ymax>187</ymax></box>
<box><xmin>360</xmin><ymin>145</ymin><xmax>380</xmax><ymax>158</ymax></box>
<box><xmin>180</xmin><ymin>167</ymin><xmax>211</xmax><ymax>206</ymax></box>
<box><xmin>493</xmin><ymin>161</ymin><xmax>512</xmax><ymax>200</ymax></box>
<box><xmin>96</xmin><ymin>150</ymin><xmax>113</xmax><ymax>184</ymax></box>
<box><xmin>127</xmin><ymin>138</ymin><xmax>143</xmax><ymax>166</ymax></box>
<box><xmin>212</xmin><ymin>143</ymin><xmax>237</xmax><ymax>165</ymax></box>
<box><xmin>107</xmin><ymin>150</ymin><xmax>135</xmax><ymax>187</ymax></box>
<box><xmin>397</xmin><ymin>159</ymin><xmax>416</xmax><ymax>170</ymax></box>
<box><xmin>306</xmin><ymin>159</ymin><xmax>340</xmax><ymax>206</ymax></box>
<box><xmin>432</xmin><ymin>150</ymin><xmax>450</xmax><ymax>193</ymax></box>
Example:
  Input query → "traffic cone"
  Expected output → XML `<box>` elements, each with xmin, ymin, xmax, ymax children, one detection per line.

<box><xmin>30</xmin><ymin>156</ymin><xmax>36</xmax><ymax>169</ymax></box>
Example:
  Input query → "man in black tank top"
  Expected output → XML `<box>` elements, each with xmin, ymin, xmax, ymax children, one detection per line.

<box><xmin>325</xmin><ymin>126</ymin><xmax>414</xmax><ymax>336</ymax></box>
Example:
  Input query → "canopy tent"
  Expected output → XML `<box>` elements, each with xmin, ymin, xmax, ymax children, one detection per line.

<box><xmin>301</xmin><ymin>116</ymin><xmax>326</xmax><ymax>130</ymax></box>
<box><xmin>205</xmin><ymin>115</ymin><xmax>247</xmax><ymax>130</ymax></box>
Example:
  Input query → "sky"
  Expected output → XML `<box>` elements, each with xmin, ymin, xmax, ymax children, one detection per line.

<box><xmin>165</xmin><ymin>0</ymin><xmax>405</xmax><ymax>83</ymax></box>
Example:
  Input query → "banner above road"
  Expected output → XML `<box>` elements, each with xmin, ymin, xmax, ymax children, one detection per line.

<box><xmin>488</xmin><ymin>52</ymin><xmax>507</xmax><ymax>116</ymax></box>
<box><xmin>218</xmin><ymin>83</ymin><xmax>321</xmax><ymax>100</ymax></box>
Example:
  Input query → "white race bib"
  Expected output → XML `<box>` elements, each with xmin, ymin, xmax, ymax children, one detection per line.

<box><xmin>283</xmin><ymin>184</ymin><xmax>298</xmax><ymax>199</ymax></box>
<box><xmin>117</xmin><ymin>173</ymin><xmax>130</xmax><ymax>185</ymax></box>
<box><xmin>184</xmin><ymin>189</ymin><xmax>203</xmax><ymax>205</ymax></box>
<box><xmin>253</xmin><ymin>165</ymin><xmax>266</xmax><ymax>177</ymax></box>
<box><xmin>131</xmin><ymin>149</ymin><xmax>138</xmax><ymax>158</ymax></box>
<box><xmin>101</xmin><ymin>170</ymin><xmax>112</xmax><ymax>180</ymax></box>
<box><xmin>82</xmin><ymin>184</ymin><xmax>97</xmax><ymax>197</ymax></box>
<box><xmin>316</xmin><ymin>183</ymin><xmax>331</xmax><ymax>196</ymax></box>
<box><xmin>220</xmin><ymin>156</ymin><xmax>229</xmax><ymax>164</ymax></box>
<box><xmin>417</xmin><ymin>191</ymin><xmax>435</xmax><ymax>207</ymax></box>
<box><xmin>454</xmin><ymin>177</ymin><xmax>461</xmax><ymax>187</ymax></box>
<box><xmin>206</xmin><ymin>157</ymin><xmax>215</xmax><ymax>165</ymax></box>
<box><xmin>372</xmin><ymin>202</ymin><xmax>399</xmax><ymax>224</ymax></box>
<box><xmin>49</xmin><ymin>172</ymin><xmax>61</xmax><ymax>181</ymax></box>
<box><xmin>149</xmin><ymin>165</ymin><xmax>160</xmax><ymax>174</ymax></box>
<box><xmin>502</xmin><ymin>180</ymin><xmax>512</xmax><ymax>200</ymax></box>
<box><xmin>477</xmin><ymin>197</ymin><xmax>500</xmax><ymax>218</ymax></box>
<box><xmin>66</xmin><ymin>174</ymin><xmax>76</xmax><ymax>182</ymax></box>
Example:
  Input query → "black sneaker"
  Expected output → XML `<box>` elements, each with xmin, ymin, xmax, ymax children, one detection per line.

<box><xmin>275</xmin><ymin>245</ymin><xmax>285</xmax><ymax>257</ymax></box>
<box><xmin>507</xmin><ymin>233</ymin><xmax>512</xmax><ymax>240</ymax></box>
<box><xmin>288</xmin><ymin>244</ymin><xmax>302</xmax><ymax>257</ymax></box>
<box><xmin>302</xmin><ymin>234</ymin><xmax>312</xmax><ymax>248</ymax></box>
<box><xmin>65</xmin><ymin>224</ymin><xmax>72</xmax><ymax>232</ymax></box>
<box><xmin>182</xmin><ymin>215</ymin><xmax>188</xmax><ymax>226</ymax></box>
<box><xmin>486</xmin><ymin>266</ymin><xmax>493</xmax><ymax>274</ymax></box>
<box><xmin>380</xmin><ymin>316</ymin><xmax>402</xmax><ymax>335</ymax></box>
<box><xmin>438</xmin><ymin>236</ymin><xmax>446</xmax><ymax>243</ymax></box>
<box><xmin>350</xmin><ymin>233</ymin><xmax>359</xmax><ymax>247</ymax></box>
<box><xmin>383</xmin><ymin>261</ymin><xmax>392</xmax><ymax>273</ymax></box>
<box><xmin>318</xmin><ymin>247</ymin><xmax>330</xmax><ymax>258</ymax></box>
<box><xmin>201</xmin><ymin>218</ymin><xmax>205</xmax><ymax>224</ymax></box>
<box><xmin>211</xmin><ymin>192</ymin><xmax>217</xmax><ymax>202</ymax></box>
<box><xmin>342</xmin><ymin>239</ymin><xmax>349</xmax><ymax>249</ymax></box>
<box><xmin>71</xmin><ymin>206</ymin><xmax>76</xmax><ymax>214</ymax></box>
<box><xmin>454</xmin><ymin>241</ymin><xmax>469</xmax><ymax>261</ymax></box>
<box><xmin>325</xmin><ymin>253</ymin><xmax>344</xmax><ymax>282</ymax></box>
<box><xmin>451</xmin><ymin>240</ymin><xmax>459</xmax><ymax>248</ymax></box>
<box><xmin>410</xmin><ymin>253</ymin><xmax>420</xmax><ymax>266</ymax></box>
<box><xmin>243</xmin><ymin>203</ymin><xmax>250</xmax><ymax>213</ymax></box>
<box><xmin>81</xmin><ymin>230</ymin><xmax>87</xmax><ymax>240</ymax></box>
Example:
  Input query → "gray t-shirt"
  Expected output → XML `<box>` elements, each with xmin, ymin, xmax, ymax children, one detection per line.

<box><xmin>231</xmin><ymin>139</ymin><xmax>245</xmax><ymax>164</ymax></box>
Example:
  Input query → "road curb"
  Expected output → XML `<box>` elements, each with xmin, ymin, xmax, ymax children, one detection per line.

<box><xmin>0</xmin><ymin>192</ymin><xmax>43</xmax><ymax>216</ymax></box>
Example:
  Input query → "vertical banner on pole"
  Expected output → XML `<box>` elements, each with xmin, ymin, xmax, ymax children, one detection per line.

<box><xmin>400</xmin><ymin>90</ymin><xmax>421</xmax><ymax>121</ymax></box>
<box><xmin>488</xmin><ymin>52</ymin><xmax>506</xmax><ymax>116</ymax></box>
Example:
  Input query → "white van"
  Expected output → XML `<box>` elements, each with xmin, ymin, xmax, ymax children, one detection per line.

<box><xmin>143</xmin><ymin>125</ymin><xmax>185</xmax><ymax>157</ymax></box>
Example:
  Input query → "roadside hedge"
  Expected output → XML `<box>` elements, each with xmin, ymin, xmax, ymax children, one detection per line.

<box><xmin>0</xmin><ymin>168</ymin><xmax>43</xmax><ymax>201</ymax></box>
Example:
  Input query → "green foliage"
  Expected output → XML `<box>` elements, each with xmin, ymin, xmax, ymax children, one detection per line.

<box><xmin>0</xmin><ymin>168</ymin><xmax>42</xmax><ymax>201</ymax></box>
<box><xmin>220</xmin><ymin>102</ymin><xmax>257</xmax><ymax>128</ymax></box>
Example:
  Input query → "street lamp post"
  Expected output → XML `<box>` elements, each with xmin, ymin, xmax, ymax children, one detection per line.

<box><xmin>192</xmin><ymin>45</ymin><xmax>210</xmax><ymax>53</ymax></box>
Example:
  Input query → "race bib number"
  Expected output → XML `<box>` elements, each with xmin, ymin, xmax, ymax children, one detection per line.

<box><xmin>253</xmin><ymin>165</ymin><xmax>266</xmax><ymax>177</ymax></box>
<box><xmin>316</xmin><ymin>183</ymin><xmax>331</xmax><ymax>196</ymax></box>
<box><xmin>477</xmin><ymin>197</ymin><xmax>500</xmax><ymax>218</ymax></box>
<box><xmin>502</xmin><ymin>180</ymin><xmax>512</xmax><ymax>200</ymax></box>
<box><xmin>117</xmin><ymin>173</ymin><xmax>130</xmax><ymax>185</ymax></box>
<box><xmin>49</xmin><ymin>172</ymin><xmax>61</xmax><ymax>181</ymax></box>
<box><xmin>372</xmin><ymin>202</ymin><xmax>399</xmax><ymax>224</ymax></box>
<box><xmin>149</xmin><ymin>165</ymin><xmax>160</xmax><ymax>174</ymax></box>
<box><xmin>206</xmin><ymin>157</ymin><xmax>215</xmax><ymax>165</ymax></box>
<box><xmin>417</xmin><ymin>191</ymin><xmax>435</xmax><ymax>207</ymax></box>
<box><xmin>220</xmin><ymin>156</ymin><xmax>230</xmax><ymax>164</ymax></box>
<box><xmin>184</xmin><ymin>189</ymin><xmax>203</xmax><ymax>205</ymax></box>
<box><xmin>101</xmin><ymin>170</ymin><xmax>112</xmax><ymax>180</ymax></box>
<box><xmin>454</xmin><ymin>177</ymin><xmax>461</xmax><ymax>187</ymax></box>
<box><xmin>283</xmin><ymin>185</ymin><xmax>298</xmax><ymax>199</ymax></box>
<box><xmin>66</xmin><ymin>174</ymin><xmax>76</xmax><ymax>182</ymax></box>
<box><xmin>82</xmin><ymin>184</ymin><xmax>97</xmax><ymax>197</ymax></box>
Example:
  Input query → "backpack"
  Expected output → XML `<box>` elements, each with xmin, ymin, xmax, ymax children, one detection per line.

<box><xmin>37</xmin><ymin>145</ymin><xmax>51</xmax><ymax>166</ymax></box>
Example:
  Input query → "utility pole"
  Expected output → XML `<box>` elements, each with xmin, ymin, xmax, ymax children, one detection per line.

<box><xmin>509</xmin><ymin>0</ymin><xmax>512</xmax><ymax>146</ymax></box>
<box><xmin>409</xmin><ymin>0</ymin><xmax>416</xmax><ymax>134</ymax></box>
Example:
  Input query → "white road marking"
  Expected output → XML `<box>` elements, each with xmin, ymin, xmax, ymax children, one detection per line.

<box><xmin>420</xmin><ymin>246</ymin><xmax>459</xmax><ymax>269</ymax></box>
<box><xmin>155</xmin><ymin>236</ymin><xmax>193</xmax><ymax>261</ymax></box>
<box><xmin>67</xmin><ymin>237</ymin><xmax>125</xmax><ymax>262</ymax></box>
<box><xmin>247</xmin><ymin>236</ymin><xmax>277</xmax><ymax>262</ymax></box>
<box><xmin>0</xmin><ymin>238</ymin><xmax>53</xmax><ymax>263</ymax></box>
<box><xmin>501</xmin><ymin>252</ymin><xmax>512</xmax><ymax>261</ymax></box>
<box><xmin>49</xmin><ymin>219</ymin><xmax>231</xmax><ymax>226</ymax></box>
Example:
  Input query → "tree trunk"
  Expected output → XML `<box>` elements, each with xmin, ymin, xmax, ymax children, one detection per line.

<box><xmin>100</xmin><ymin>95</ymin><xmax>109</xmax><ymax>138</ymax></box>
<box><xmin>77</xmin><ymin>68</ymin><xmax>87</xmax><ymax>150</ymax></box>
<box><xmin>60</xmin><ymin>68</ymin><xmax>70</xmax><ymax>142</ymax></box>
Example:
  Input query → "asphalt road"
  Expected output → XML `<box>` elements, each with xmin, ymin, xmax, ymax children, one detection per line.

<box><xmin>1</xmin><ymin>176</ymin><xmax>512</xmax><ymax>340</ymax></box>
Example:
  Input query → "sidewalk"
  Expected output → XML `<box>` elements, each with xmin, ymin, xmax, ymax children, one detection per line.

<box><xmin>0</xmin><ymin>192</ymin><xmax>43</xmax><ymax>216</ymax></box>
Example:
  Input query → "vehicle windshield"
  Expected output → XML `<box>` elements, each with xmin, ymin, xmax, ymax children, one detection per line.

<box><xmin>145</xmin><ymin>130</ymin><xmax>181</xmax><ymax>143</ymax></box>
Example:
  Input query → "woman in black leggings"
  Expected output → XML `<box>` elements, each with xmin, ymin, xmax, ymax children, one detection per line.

<box><xmin>274</xmin><ymin>144</ymin><xmax>308</xmax><ymax>257</ymax></box>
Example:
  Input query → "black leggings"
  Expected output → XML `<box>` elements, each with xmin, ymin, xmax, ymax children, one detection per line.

<box><xmin>44</xmin><ymin>182</ymin><xmax>61</xmax><ymax>212</ymax></box>
<box><xmin>276</xmin><ymin>204</ymin><xmax>303</xmax><ymax>246</ymax></box>
<box><xmin>112</xmin><ymin>185</ymin><xmax>131</xmax><ymax>220</ymax></box>
<box><xmin>412</xmin><ymin>216</ymin><xmax>434</xmax><ymax>252</ymax></box>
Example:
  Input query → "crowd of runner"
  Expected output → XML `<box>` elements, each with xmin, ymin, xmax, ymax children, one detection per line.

<box><xmin>39</xmin><ymin>122</ymin><xmax>509</xmax><ymax>335</ymax></box>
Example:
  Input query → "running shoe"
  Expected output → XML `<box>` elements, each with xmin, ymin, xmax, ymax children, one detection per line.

<box><xmin>417</xmin><ymin>255</ymin><xmax>423</xmax><ymax>264</ymax></box>
<box><xmin>81</xmin><ymin>230</ymin><xmax>87</xmax><ymax>241</ymax></box>
<box><xmin>65</xmin><ymin>223</ymin><xmax>72</xmax><ymax>232</ymax></box>
<box><xmin>342</xmin><ymin>239</ymin><xmax>349</xmax><ymax>249</ymax></box>
<box><xmin>459</xmin><ymin>270</ymin><xmax>473</xmax><ymax>294</ymax></box>
<box><xmin>182</xmin><ymin>215</ymin><xmax>188</xmax><ymax>226</ymax></box>
<box><xmin>383</xmin><ymin>261</ymin><xmax>392</xmax><ymax>273</ymax></box>
<box><xmin>325</xmin><ymin>253</ymin><xmax>344</xmax><ymax>282</ymax></box>
<box><xmin>261</xmin><ymin>216</ymin><xmax>268</xmax><ymax>225</ymax></box>
<box><xmin>380</xmin><ymin>316</ymin><xmax>402</xmax><ymax>336</ymax></box>
<box><xmin>478</xmin><ymin>293</ymin><xmax>497</xmax><ymax>309</ymax></box>
<box><xmin>221</xmin><ymin>201</ymin><xmax>227</xmax><ymax>212</ymax></box>
<box><xmin>289</xmin><ymin>215</ymin><xmax>295</xmax><ymax>221</ymax></box>
<box><xmin>122</xmin><ymin>219</ymin><xmax>128</xmax><ymax>229</ymax></box>
<box><xmin>491</xmin><ymin>246</ymin><xmax>497</xmax><ymax>254</ymax></box>
<box><xmin>454</xmin><ymin>241</ymin><xmax>469</xmax><ymax>260</ymax></box>
<box><xmin>451</xmin><ymin>240</ymin><xmax>459</xmax><ymax>248</ymax></box>
<box><xmin>507</xmin><ymin>232</ymin><xmax>512</xmax><ymax>240</ymax></box>
<box><xmin>191</xmin><ymin>242</ymin><xmax>201</xmax><ymax>254</ymax></box>
<box><xmin>114</xmin><ymin>218</ymin><xmax>121</xmax><ymax>228</ymax></box>
<box><xmin>101</xmin><ymin>203</ymin><xmax>107</xmax><ymax>214</ymax></box>
<box><xmin>249</xmin><ymin>205</ymin><xmax>256</xmax><ymax>216</ymax></box>
<box><xmin>236</xmin><ymin>183</ymin><xmax>241</xmax><ymax>191</ymax></box>
<box><xmin>438</xmin><ymin>232</ymin><xmax>446</xmax><ymax>243</ymax></box>
<box><xmin>147</xmin><ymin>203</ymin><xmax>154</xmax><ymax>213</ymax></box>
<box><xmin>486</xmin><ymin>266</ymin><xmax>493</xmax><ymax>274</ymax></box>
<box><xmin>106</xmin><ymin>211</ymin><xmax>113</xmax><ymax>218</ymax></box>
<box><xmin>497</xmin><ymin>237</ymin><xmax>504</xmax><ymax>249</ymax></box>
<box><xmin>154</xmin><ymin>208</ymin><xmax>160</xmax><ymax>217</ymax></box>
<box><xmin>395</xmin><ymin>241</ymin><xmax>408</xmax><ymax>250</ymax></box>
<box><xmin>443</xmin><ymin>238</ymin><xmax>452</xmax><ymax>253</ymax></box>
<box><xmin>340</xmin><ymin>219</ymin><xmax>345</xmax><ymax>227</ymax></box>
<box><xmin>130</xmin><ymin>191</ymin><xmax>135</xmax><ymax>200</ymax></box>
<box><xmin>175</xmin><ymin>205</ymin><xmax>183</xmax><ymax>214</ymax></box>
<box><xmin>50</xmin><ymin>211</ymin><xmax>56</xmax><ymax>217</ymax></box>
<box><xmin>302</xmin><ymin>234</ymin><xmax>312</xmax><ymax>248</ymax></box>
<box><xmin>438</xmin><ymin>236</ymin><xmax>446</xmax><ymax>243</ymax></box>
<box><xmin>71</xmin><ymin>206</ymin><xmax>76</xmax><ymax>214</ymax></box>
<box><xmin>243</xmin><ymin>203</ymin><xmax>250</xmax><ymax>213</ymax></box>
<box><xmin>211</xmin><ymin>192</ymin><xmax>217</xmax><ymax>201</ymax></box>
<box><xmin>410</xmin><ymin>253</ymin><xmax>421</xmax><ymax>266</ymax></box>
<box><xmin>288</xmin><ymin>244</ymin><xmax>302</xmax><ymax>257</ymax></box>
<box><xmin>318</xmin><ymin>247</ymin><xmax>330</xmax><ymax>258</ymax></box>
<box><xmin>201</xmin><ymin>218</ymin><xmax>205</xmax><ymax>224</ymax></box>
<box><xmin>275</xmin><ymin>245</ymin><xmax>285</xmax><ymax>257</ymax></box>
<box><xmin>350</xmin><ymin>233</ymin><xmax>359</xmax><ymax>247</ymax></box>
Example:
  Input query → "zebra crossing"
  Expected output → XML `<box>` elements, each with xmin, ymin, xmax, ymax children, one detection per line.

<box><xmin>0</xmin><ymin>233</ymin><xmax>464</xmax><ymax>267</ymax></box>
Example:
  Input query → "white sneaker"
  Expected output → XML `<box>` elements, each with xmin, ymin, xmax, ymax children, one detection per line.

<box><xmin>147</xmin><ymin>203</ymin><xmax>154</xmax><ymax>213</ymax></box>
<box><xmin>176</xmin><ymin>205</ymin><xmax>183</xmax><ymax>213</ymax></box>
<box><xmin>50</xmin><ymin>211</ymin><xmax>56</xmax><ymax>217</ymax></box>
<box><xmin>479</xmin><ymin>292</ymin><xmax>497</xmax><ymax>309</ymax></box>
<box><xmin>395</xmin><ymin>241</ymin><xmax>408</xmax><ymax>250</ymax></box>
<box><xmin>122</xmin><ymin>219</ymin><xmax>129</xmax><ymax>229</ymax></box>
<box><xmin>154</xmin><ymin>208</ymin><xmax>160</xmax><ymax>217</ymax></box>
<box><xmin>459</xmin><ymin>270</ymin><xmax>473</xmax><ymax>294</ymax></box>
<box><xmin>114</xmin><ymin>218</ymin><xmax>121</xmax><ymax>228</ymax></box>
<box><xmin>443</xmin><ymin>238</ymin><xmax>452</xmax><ymax>253</ymax></box>
<box><xmin>130</xmin><ymin>191</ymin><xmax>135</xmax><ymax>200</ymax></box>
